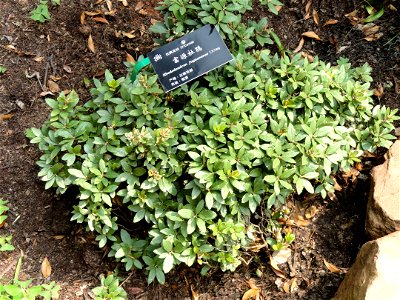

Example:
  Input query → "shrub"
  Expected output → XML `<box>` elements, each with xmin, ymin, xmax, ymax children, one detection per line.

<box><xmin>27</xmin><ymin>0</ymin><xmax>399</xmax><ymax>284</ymax></box>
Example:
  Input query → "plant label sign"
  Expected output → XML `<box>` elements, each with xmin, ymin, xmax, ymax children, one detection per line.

<box><xmin>148</xmin><ymin>24</ymin><xmax>233</xmax><ymax>92</ymax></box>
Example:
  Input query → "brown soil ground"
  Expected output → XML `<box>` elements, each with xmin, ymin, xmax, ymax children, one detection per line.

<box><xmin>0</xmin><ymin>0</ymin><xmax>399</xmax><ymax>299</ymax></box>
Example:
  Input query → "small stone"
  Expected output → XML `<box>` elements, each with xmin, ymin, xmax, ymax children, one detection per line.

<box><xmin>16</xmin><ymin>100</ymin><xmax>25</xmax><ymax>109</ymax></box>
<box><xmin>394</xmin><ymin>127</ymin><xmax>400</xmax><ymax>137</ymax></box>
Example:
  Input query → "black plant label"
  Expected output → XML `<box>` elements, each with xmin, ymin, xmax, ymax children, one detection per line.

<box><xmin>148</xmin><ymin>24</ymin><xmax>233</xmax><ymax>92</ymax></box>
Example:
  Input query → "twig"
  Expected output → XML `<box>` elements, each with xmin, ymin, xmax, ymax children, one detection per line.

<box><xmin>13</xmin><ymin>250</ymin><xmax>24</xmax><ymax>283</ymax></box>
<box><xmin>12</xmin><ymin>215</ymin><xmax>21</xmax><ymax>225</ymax></box>
<box><xmin>120</xmin><ymin>271</ymin><xmax>134</xmax><ymax>287</ymax></box>
<box><xmin>43</xmin><ymin>61</ymin><xmax>50</xmax><ymax>90</ymax></box>
<box><xmin>49</xmin><ymin>54</ymin><xmax>55</xmax><ymax>75</ymax></box>
<box><xmin>25</xmin><ymin>70</ymin><xmax>44</xmax><ymax>91</ymax></box>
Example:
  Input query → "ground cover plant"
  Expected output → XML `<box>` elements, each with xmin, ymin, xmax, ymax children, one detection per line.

<box><xmin>31</xmin><ymin>0</ymin><xmax>61</xmax><ymax>23</ymax></box>
<box><xmin>26</xmin><ymin>0</ymin><xmax>399</xmax><ymax>285</ymax></box>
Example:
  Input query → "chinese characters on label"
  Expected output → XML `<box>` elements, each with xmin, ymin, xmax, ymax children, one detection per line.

<box><xmin>147</xmin><ymin>24</ymin><xmax>233</xmax><ymax>92</ymax></box>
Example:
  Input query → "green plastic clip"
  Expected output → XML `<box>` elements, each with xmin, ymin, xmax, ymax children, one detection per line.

<box><xmin>131</xmin><ymin>57</ymin><xmax>151</xmax><ymax>82</ymax></box>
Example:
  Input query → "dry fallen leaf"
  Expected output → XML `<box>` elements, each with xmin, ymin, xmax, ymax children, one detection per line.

<box><xmin>49</xmin><ymin>75</ymin><xmax>62</xmax><ymax>82</ymax></box>
<box><xmin>323</xmin><ymin>259</ymin><xmax>342</xmax><ymax>274</ymax></box>
<box><xmin>272</xmin><ymin>248</ymin><xmax>292</xmax><ymax>265</ymax></box>
<box><xmin>270</xmin><ymin>255</ymin><xmax>286</xmax><ymax>278</ymax></box>
<box><xmin>121</xmin><ymin>31</ymin><xmax>136</xmax><ymax>39</ymax></box>
<box><xmin>190</xmin><ymin>285</ymin><xmax>199</xmax><ymax>300</ymax></box>
<box><xmin>2</xmin><ymin>44</ymin><xmax>36</xmax><ymax>57</ymax></box>
<box><xmin>40</xmin><ymin>91</ymin><xmax>54</xmax><ymax>97</ymax></box>
<box><xmin>94</xmin><ymin>69</ymin><xmax>105</xmax><ymax>77</ymax></box>
<box><xmin>139</xmin><ymin>9</ymin><xmax>150</xmax><ymax>15</ymax></box>
<box><xmin>290</xmin><ymin>278</ymin><xmax>298</xmax><ymax>293</ymax></box>
<box><xmin>126</xmin><ymin>52</ymin><xmax>135</xmax><ymax>63</ymax></box>
<box><xmin>242</xmin><ymin>288</ymin><xmax>259</xmax><ymax>300</ymax></box>
<box><xmin>304</xmin><ymin>0</ymin><xmax>312</xmax><ymax>19</ymax></box>
<box><xmin>104</xmin><ymin>9</ymin><xmax>117</xmax><ymax>16</ymax></box>
<box><xmin>88</xmin><ymin>34</ymin><xmax>95</xmax><ymax>53</ymax></box>
<box><xmin>283</xmin><ymin>280</ymin><xmax>290</xmax><ymax>293</ymax></box>
<box><xmin>106</xmin><ymin>0</ymin><xmax>112</xmax><ymax>11</ymax></box>
<box><xmin>47</xmin><ymin>80</ymin><xmax>60</xmax><ymax>93</ymax></box>
<box><xmin>34</xmin><ymin>56</ymin><xmax>44</xmax><ymax>62</ymax></box>
<box><xmin>118</xmin><ymin>0</ymin><xmax>128</xmax><ymax>6</ymax></box>
<box><xmin>312</xmin><ymin>9</ymin><xmax>319</xmax><ymax>25</ymax></box>
<box><xmin>345</xmin><ymin>10</ymin><xmax>359</xmax><ymax>26</ymax></box>
<box><xmin>332</xmin><ymin>177</ymin><xmax>342</xmax><ymax>191</ymax></box>
<box><xmin>135</xmin><ymin>1</ymin><xmax>144</xmax><ymax>11</ymax></box>
<box><xmin>300</xmin><ymin>51</ymin><xmax>314</xmax><ymax>62</ymax></box>
<box><xmin>323</xmin><ymin>19</ymin><xmax>339</xmax><ymax>27</ymax></box>
<box><xmin>374</xmin><ymin>84</ymin><xmax>384</xmax><ymax>98</ymax></box>
<box><xmin>242</xmin><ymin>280</ymin><xmax>260</xmax><ymax>300</ymax></box>
<box><xmin>302</xmin><ymin>31</ymin><xmax>321</xmax><ymax>40</ymax></box>
<box><xmin>84</xmin><ymin>11</ymin><xmax>102</xmax><ymax>16</ymax></box>
<box><xmin>361</xmin><ymin>23</ymin><xmax>381</xmax><ymax>36</ymax></box>
<box><xmin>93</xmin><ymin>17</ymin><xmax>109</xmax><ymax>24</ymax></box>
<box><xmin>80</xmin><ymin>12</ymin><xmax>86</xmax><ymax>25</ymax></box>
<box><xmin>327</xmin><ymin>191</ymin><xmax>338</xmax><ymax>201</ymax></box>
<box><xmin>305</xmin><ymin>205</ymin><xmax>318</xmax><ymax>219</ymax></box>
<box><xmin>0</xmin><ymin>114</ymin><xmax>14</xmax><ymax>121</ymax></box>
<box><xmin>52</xmin><ymin>235</ymin><xmax>65</xmax><ymax>240</ymax></box>
<box><xmin>63</xmin><ymin>65</ymin><xmax>72</xmax><ymax>73</ymax></box>
<box><xmin>5</xmin><ymin>44</ymin><xmax>16</xmax><ymax>51</ymax></box>
<box><xmin>364</xmin><ymin>32</ymin><xmax>383</xmax><ymax>41</ymax></box>
<box><xmin>342</xmin><ymin>167</ymin><xmax>360</xmax><ymax>182</ymax></box>
<box><xmin>293</xmin><ymin>215</ymin><xmax>310</xmax><ymax>227</ymax></box>
<box><xmin>41</xmin><ymin>257</ymin><xmax>52</xmax><ymax>278</ymax></box>
<box><xmin>293</xmin><ymin>37</ymin><xmax>304</xmax><ymax>54</ymax></box>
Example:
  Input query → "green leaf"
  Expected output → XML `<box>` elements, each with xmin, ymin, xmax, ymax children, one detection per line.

<box><xmin>231</xmin><ymin>180</ymin><xmax>245</xmax><ymax>191</ymax></box>
<box><xmin>155</xmin><ymin>268</ymin><xmax>165</xmax><ymax>284</ymax></box>
<box><xmin>133</xmin><ymin>167</ymin><xmax>146</xmax><ymax>176</ymax></box>
<box><xmin>163</xmin><ymin>254</ymin><xmax>174</xmax><ymax>273</ymax></box>
<box><xmin>115</xmin><ymin>247</ymin><xmax>125</xmax><ymax>258</ymax></box>
<box><xmin>264</xmin><ymin>175</ymin><xmax>276</xmax><ymax>183</ymax></box>
<box><xmin>162</xmin><ymin>239</ymin><xmax>173</xmax><ymax>252</ymax></box>
<box><xmin>198</xmin><ymin>209</ymin><xmax>217</xmax><ymax>220</ymax></box>
<box><xmin>159</xmin><ymin>177</ymin><xmax>172</xmax><ymax>193</ymax></box>
<box><xmin>205</xmin><ymin>192</ymin><xmax>214</xmax><ymax>209</ymax></box>
<box><xmin>196</xmin><ymin>218</ymin><xmax>207</xmax><ymax>233</ymax></box>
<box><xmin>4</xmin><ymin>285</ymin><xmax>22</xmax><ymax>297</ymax></box>
<box><xmin>187</xmin><ymin>218</ymin><xmax>196</xmax><ymax>234</ymax></box>
<box><xmin>178</xmin><ymin>208</ymin><xmax>194</xmax><ymax>219</ymax></box>
<box><xmin>303</xmin><ymin>172</ymin><xmax>319</xmax><ymax>180</ymax></box>
<box><xmin>165</xmin><ymin>211</ymin><xmax>183</xmax><ymax>222</ymax></box>
<box><xmin>68</xmin><ymin>168</ymin><xmax>85</xmax><ymax>179</ymax></box>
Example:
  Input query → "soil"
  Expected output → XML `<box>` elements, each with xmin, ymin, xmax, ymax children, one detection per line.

<box><xmin>0</xmin><ymin>0</ymin><xmax>399</xmax><ymax>299</ymax></box>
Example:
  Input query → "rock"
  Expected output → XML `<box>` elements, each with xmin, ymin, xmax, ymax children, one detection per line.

<box><xmin>333</xmin><ymin>231</ymin><xmax>400</xmax><ymax>300</ymax></box>
<box><xmin>365</xmin><ymin>140</ymin><xmax>400</xmax><ymax>239</ymax></box>
<box><xmin>394</xmin><ymin>127</ymin><xmax>400</xmax><ymax>137</ymax></box>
